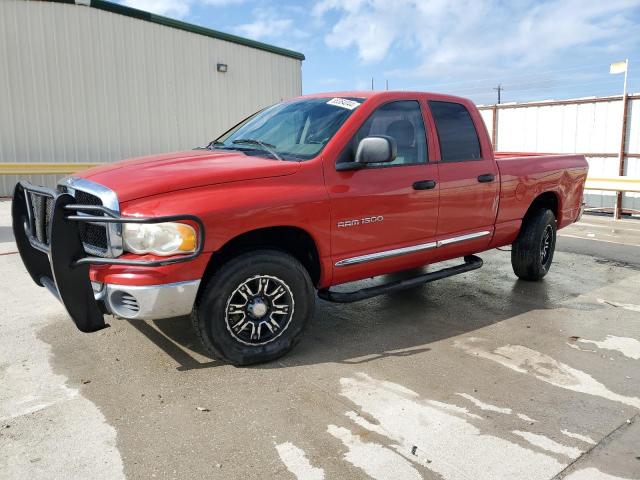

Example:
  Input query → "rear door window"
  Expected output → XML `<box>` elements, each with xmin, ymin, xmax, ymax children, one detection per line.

<box><xmin>428</xmin><ymin>101</ymin><xmax>481</xmax><ymax>162</ymax></box>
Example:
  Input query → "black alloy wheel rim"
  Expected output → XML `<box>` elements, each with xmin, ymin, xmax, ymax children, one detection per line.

<box><xmin>224</xmin><ymin>275</ymin><xmax>295</xmax><ymax>346</ymax></box>
<box><xmin>540</xmin><ymin>225</ymin><xmax>553</xmax><ymax>265</ymax></box>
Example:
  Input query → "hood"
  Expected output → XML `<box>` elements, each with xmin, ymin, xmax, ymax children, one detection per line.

<box><xmin>77</xmin><ymin>150</ymin><xmax>300</xmax><ymax>202</ymax></box>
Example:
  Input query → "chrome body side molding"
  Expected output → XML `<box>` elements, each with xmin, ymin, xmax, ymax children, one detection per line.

<box><xmin>335</xmin><ymin>241</ymin><xmax>437</xmax><ymax>267</ymax></box>
<box><xmin>335</xmin><ymin>230</ymin><xmax>491</xmax><ymax>267</ymax></box>
<box><xmin>436</xmin><ymin>230</ymin><xmax>491</xmax><ymax>247</ymax></box>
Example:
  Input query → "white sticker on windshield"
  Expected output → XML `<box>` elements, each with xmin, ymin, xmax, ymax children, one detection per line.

<box><xmin>326</xmin><ymin>98</ymin><xmax>361</xmax><ymax>110</ymax></box>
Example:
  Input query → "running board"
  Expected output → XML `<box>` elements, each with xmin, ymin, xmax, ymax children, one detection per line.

<box><xmin>318</xmin><ymin>255</ymin><xmax>483</xmax><ymax>303</ymax></box>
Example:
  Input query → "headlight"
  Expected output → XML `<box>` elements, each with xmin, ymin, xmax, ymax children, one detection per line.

<box><xmin>122</xmin><ymin>222</ymin><xmax>197</xmax><ymax>256</ymax></box>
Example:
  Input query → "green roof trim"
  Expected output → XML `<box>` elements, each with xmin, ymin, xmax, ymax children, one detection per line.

<box><xmin>51</xmin><ymin>0</ymin><xmax>305</xmax><ymax>60</ymax></box>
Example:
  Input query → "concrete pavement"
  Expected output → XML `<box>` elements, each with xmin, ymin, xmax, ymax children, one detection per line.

<box><xmin>1</xmin><ymin>200</ymin><xmax>639</xmax><ymax>480</ymax></box>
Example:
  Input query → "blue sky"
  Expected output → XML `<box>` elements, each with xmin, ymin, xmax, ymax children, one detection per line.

<box><xmin>120</xmin><ymin>0</ymin><xmax>640</xmax><ymax>104</ymax></box>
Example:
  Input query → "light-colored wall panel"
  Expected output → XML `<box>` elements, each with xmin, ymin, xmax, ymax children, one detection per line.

<box><xmin>584</xmin><ymin>156</ymin><xmax>617</xmax><ymax>209</ymax></box>
<box><xmin>627</xmin><ymin>98</ymin><xmax>640</xmax><ymax>153</ymax></box>
<box><xmin>0</xmin><ymin>0</ymin><xmax>302</xmax><ymax>195</ymax></box>
<box><xmin>488</xmin><ymin>96</ymin><xmax>637</xmax><ymax>211</ymax></box>
<box><xmin>496</xmin><ymin>100</ymin><xmax>625</xmax><ymax>155</ymax></box>
<box><xmin>479</xmin><ymin>109</ymin><xmax>493</xmax><ymax>134</ymax></box>
<box><xmin>623</xmin><ymin>156</ymin><xmax>640</xmax><ymax>210</ymax></box>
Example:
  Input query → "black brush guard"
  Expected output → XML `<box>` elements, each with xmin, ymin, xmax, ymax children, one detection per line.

<box><xmin>12</xmin><ymin>182</ymin><xmax>204</xmax><ymax>332</ymax></box>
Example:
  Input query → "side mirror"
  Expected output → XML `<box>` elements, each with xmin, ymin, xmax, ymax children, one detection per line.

<box><xmin>356</xmin><ymin>136</ymin><xmax>397</xmax><ymax>164</ymax></box>
<box><xmin>336</xmin><ymin>136</ymin><xmax>397</xmax><ymax>171</ymax></box>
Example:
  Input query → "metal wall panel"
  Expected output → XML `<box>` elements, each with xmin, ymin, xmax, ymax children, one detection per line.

<box><xmin>628</xmin><ymin>98</ymin><xmax>640</xmax><ymax>153</ymax></box>
<box><xmin>624</xmin><ymin>156</ymin><xmax>640</xmax><ymax>210</ymax></box>
<box><xmin>478</xmin><ymin>108</ymin><xmax>494</xmax><ymax>144</ymax></box>
<box><xmin>626</xmin><ymin>98</ymin><xmax>640</xmax><ymax>213</ymax></box>
<box><xmin>0</xmin><ymin>0</ymin><xmax>302</xmax><ymax>195</ymax></box>
<box><xmin>494</xmin><ymin>100</ymin><xmax>624</xmax><ymax>154</ymax></box>
<box><xmin>480</xmin><ymin>96</ymin><xmax>638</xmax><ymax>211</ymax></box>
<box><xmin>584</xmin><ymin>156</ymin><xmax>617</xmax><ymax>209</ymax></box>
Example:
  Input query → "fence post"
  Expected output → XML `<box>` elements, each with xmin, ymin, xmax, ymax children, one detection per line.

<box><xmin>491</xmin><ymin>104</ymin><xmax>498</xmax><ymax>150</ymax></box>
<box><xmin>614</xmin><ymin>94</ymin><xmax>629</xmax><ymax>219</ymax></box>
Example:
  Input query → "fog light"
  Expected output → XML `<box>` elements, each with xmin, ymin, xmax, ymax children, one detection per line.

<box><xmin>110</xmin><ymin>290</ymin><xmax>141</xmax><ymax>318</ymax></box>
<box><xmin>91</xmin><ymin>281</ymin><xmax>103</xmax><ymax>294</ymax></box>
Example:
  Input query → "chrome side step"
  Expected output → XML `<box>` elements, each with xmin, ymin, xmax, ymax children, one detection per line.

<box><xmin>318</xmin><ymin>255</ymin><xmax>483</xmax><ymax>303</ymax></box>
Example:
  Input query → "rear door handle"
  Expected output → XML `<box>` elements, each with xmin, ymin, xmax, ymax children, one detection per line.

<box><xmin>413</xmin><ymin>180</ymin><xmax>437</xmax><ymax>190</ymax></box>
<box><xmin>477</xmin><ymin>173</ymin><xmax>495</xmax><ymax>183</ymax></box>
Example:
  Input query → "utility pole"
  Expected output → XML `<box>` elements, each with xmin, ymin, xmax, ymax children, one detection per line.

<box><xmin>493</xmin><ymin>84</ymin><xmax>503</xmax><ymax>104</ymax></box>
<box><xmin>610</xmin><ymin>59</ymin><xmax>629</xmax><ymax>219</ymax></box>
<box><xmin>371</xmin><ymin>77</ymin><xmax>374</xmax><ymax>90</ymax></box>
<box><xmin>385</xmin><ymin>79</ymin><xmax>389</xmax><ymax>91</ymax></box>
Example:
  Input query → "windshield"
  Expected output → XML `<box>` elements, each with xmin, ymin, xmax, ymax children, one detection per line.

<box><xmin>211</xmin><ymin>97</ymin><xmax>364</xmax><ymax>161</ymax></box>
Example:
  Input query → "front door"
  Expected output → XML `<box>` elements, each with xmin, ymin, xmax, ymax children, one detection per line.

<box><xmin>325</xmin><ymin>99</ymin><xmax>440</xmax><ymax>285</ymax></box>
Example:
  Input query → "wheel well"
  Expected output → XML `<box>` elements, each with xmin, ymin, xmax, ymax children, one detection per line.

<box><xmin>203</xmin><ymin>226</ymin><xmax>321</xmax><ymax>287</ymax></box>
<box><xmin>525</xmin><ymin>192</ymin><xmax>559</xmax><ymax>221</ymax></box>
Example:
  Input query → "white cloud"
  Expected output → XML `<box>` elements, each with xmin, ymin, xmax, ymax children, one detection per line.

<box><xmin>234</xmin><ymin>7</ymin><xmax>309</xmax><ymax>42</ymax></box>
<box><xmin>117</xmin><ymin>0</ymin><xmax>307</xmax><ymax>52</ymax></box>
<box><xmin>120</xmin><ymin>0</ymin><xmax>245</xmax><ymax>18</ymax></box>
<box><xmin>313</xmin><ymin>0</ymin><xmax>640</xmax><ymax>77</ymax></box>
<box><xmin>121</xmin><ymin>0</ymin><xmax>191</xmax><ymax>17</ymax></box>
<box><xmin>235</xmin><ymin>9</ymin><xmax>294</xmax><ymax>40</ymax></box>
<box><xmin>200</xmin><ymin>0</ymin><xmax>245</xmax><ymax>6</ymax></box>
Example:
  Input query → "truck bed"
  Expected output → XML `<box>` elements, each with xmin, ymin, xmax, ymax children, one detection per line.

<box><xmin>494</xmin><ymin>152</ymin><xmax>588</xmax><ymax>230</ymax></box>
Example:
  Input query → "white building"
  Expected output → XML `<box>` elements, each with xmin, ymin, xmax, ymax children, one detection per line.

<box><xmin>0</xmin><ymin>0</ymin><xmax>304</xmax><ymax>195</ymax></box>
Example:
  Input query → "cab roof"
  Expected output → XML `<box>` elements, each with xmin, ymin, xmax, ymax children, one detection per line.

<box><xmin>296</xmin><ymin>90</ymin><xmax>474</xmax><ymax>105</ymax></box>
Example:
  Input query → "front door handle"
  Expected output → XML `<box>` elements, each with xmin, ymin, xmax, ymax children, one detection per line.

<box><xmin>413</xmin><ymin>180</ymin><xmax>437</xmax><ymax>190</ymax></box>
<box><xmin>477</xmin><ymin>173</ymin><xmax>495</xmax><ymax>183</ymax></box>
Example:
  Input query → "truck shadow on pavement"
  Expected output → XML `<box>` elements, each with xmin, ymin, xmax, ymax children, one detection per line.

<box><xmin>135</xmin><ymin>256</ymin><xmax>605</xmax><ymax>371</ymax></box>
<box><xmin>127</xmin><ymin>318</ymin><xmax>219</xmax><ymax>371</ymax></box>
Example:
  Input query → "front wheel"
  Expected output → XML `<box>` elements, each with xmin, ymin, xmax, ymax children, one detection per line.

<box><xmin>511</xmin><ymin>208</ymin><xmax>557</xmax><ymax>281</ymax></box>
<box><xmin>192</xmin><ymin>250</ymin><xmax>315</xmax><ymax>365</ymax></box>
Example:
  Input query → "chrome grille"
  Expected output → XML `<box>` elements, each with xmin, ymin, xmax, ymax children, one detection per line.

<box><xmin>80</xmin><ymin>224</ymin><xmax>109</xmax><ymax>252</ymax></box>
<box><xmin>27</xmin><ymin>192</ymin><xmax>54</xmax><ymax>245</ymax></box>
<box><xmin>74</xmin><ymin>191</ymin><xmax>109</xmax><ymax>254</ymax></box>
<box><xmin>74</xmin><ymin>190</ymin><xmax>103</xmax><ymax>206</ymax></box>
<box><xmin>58</xmin><ymin>177</ymin><xmax>122</xmax><ymax>258</ymax></box>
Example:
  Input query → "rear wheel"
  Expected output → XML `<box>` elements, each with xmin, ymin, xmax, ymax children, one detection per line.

<box><xmin>192</xmin><ymin>250</ymin><xmax>315</xmax><ymax>365</ymax></box>
<box><xmin>511</xmin><ymin>209</ymin><xmax>557</xmax><ymax>281</ymax></box>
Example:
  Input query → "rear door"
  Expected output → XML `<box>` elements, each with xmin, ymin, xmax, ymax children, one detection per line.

<box><xmin>427</xmin><ymin>99</ymin><xmax>499</xmax><ymax>249</ymax></box>
<box><xmin>325</xmin><ymin>99</ymin><xmax>440</xmax><ymax>284</ymax></box>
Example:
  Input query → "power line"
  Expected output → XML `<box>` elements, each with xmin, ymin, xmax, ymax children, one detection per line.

<box><xmin>404</xmin><ymin>60</ymin><xmax>640</xmax><ymax>92</ymax></box>
<box><xmin>452</xmin><ymin>77</ymin><xmax>628</xmax><ymax>98</ymax></box>
<box><xmin>454</xmin><ymin>80</ymin><xmax>634</xmax><ymax>105</ymax></box>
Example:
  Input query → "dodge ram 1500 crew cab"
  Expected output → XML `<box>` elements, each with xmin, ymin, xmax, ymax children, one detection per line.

<box><xmin>13</xmin><ymin>91</ymin><xmax>588</xmax><ymax>365</ymax></box>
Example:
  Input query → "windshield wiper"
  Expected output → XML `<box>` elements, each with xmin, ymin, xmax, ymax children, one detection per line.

<box><xmin>201</xmin><ymin>140</ymin><xmax>228</xmax><ymax>150</ymax></box>
<box><xmin>232</xmin><ymin>138</ymin><xmax>282</xmax><ymax>160</ymax></box>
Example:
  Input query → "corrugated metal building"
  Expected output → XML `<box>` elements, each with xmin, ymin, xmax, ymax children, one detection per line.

<box><xmin>0</xmin><ymin>0</ymin><xmax>304</xmax><ymax>195</ymax></box>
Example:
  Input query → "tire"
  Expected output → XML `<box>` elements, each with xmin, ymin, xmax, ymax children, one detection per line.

<box><xmin>192</xmin><ymin>250</ymin><xmax>315</xmax><ymax>366</ymax></box>
<box><xmin>511</xmin><ymin>208</ymin><xmax>557</xmax><ymax>281</ymax></box>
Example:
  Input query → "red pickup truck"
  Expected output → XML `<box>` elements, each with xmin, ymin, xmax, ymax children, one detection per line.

<box><xmin>13</xmin><ymin>91</ymin><xmax>588</xmax><ymax>365</ymax></box>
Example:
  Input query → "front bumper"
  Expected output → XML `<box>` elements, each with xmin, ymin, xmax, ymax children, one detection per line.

<box><xmin>12</xmin><ymin>181</ymin><xmax>204</xmax><ymax>332</ymax></box>
<box><xmin>95</xmin><ymin>280</ymin><xmax>200</xmax><ymax>320</ymax></box>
